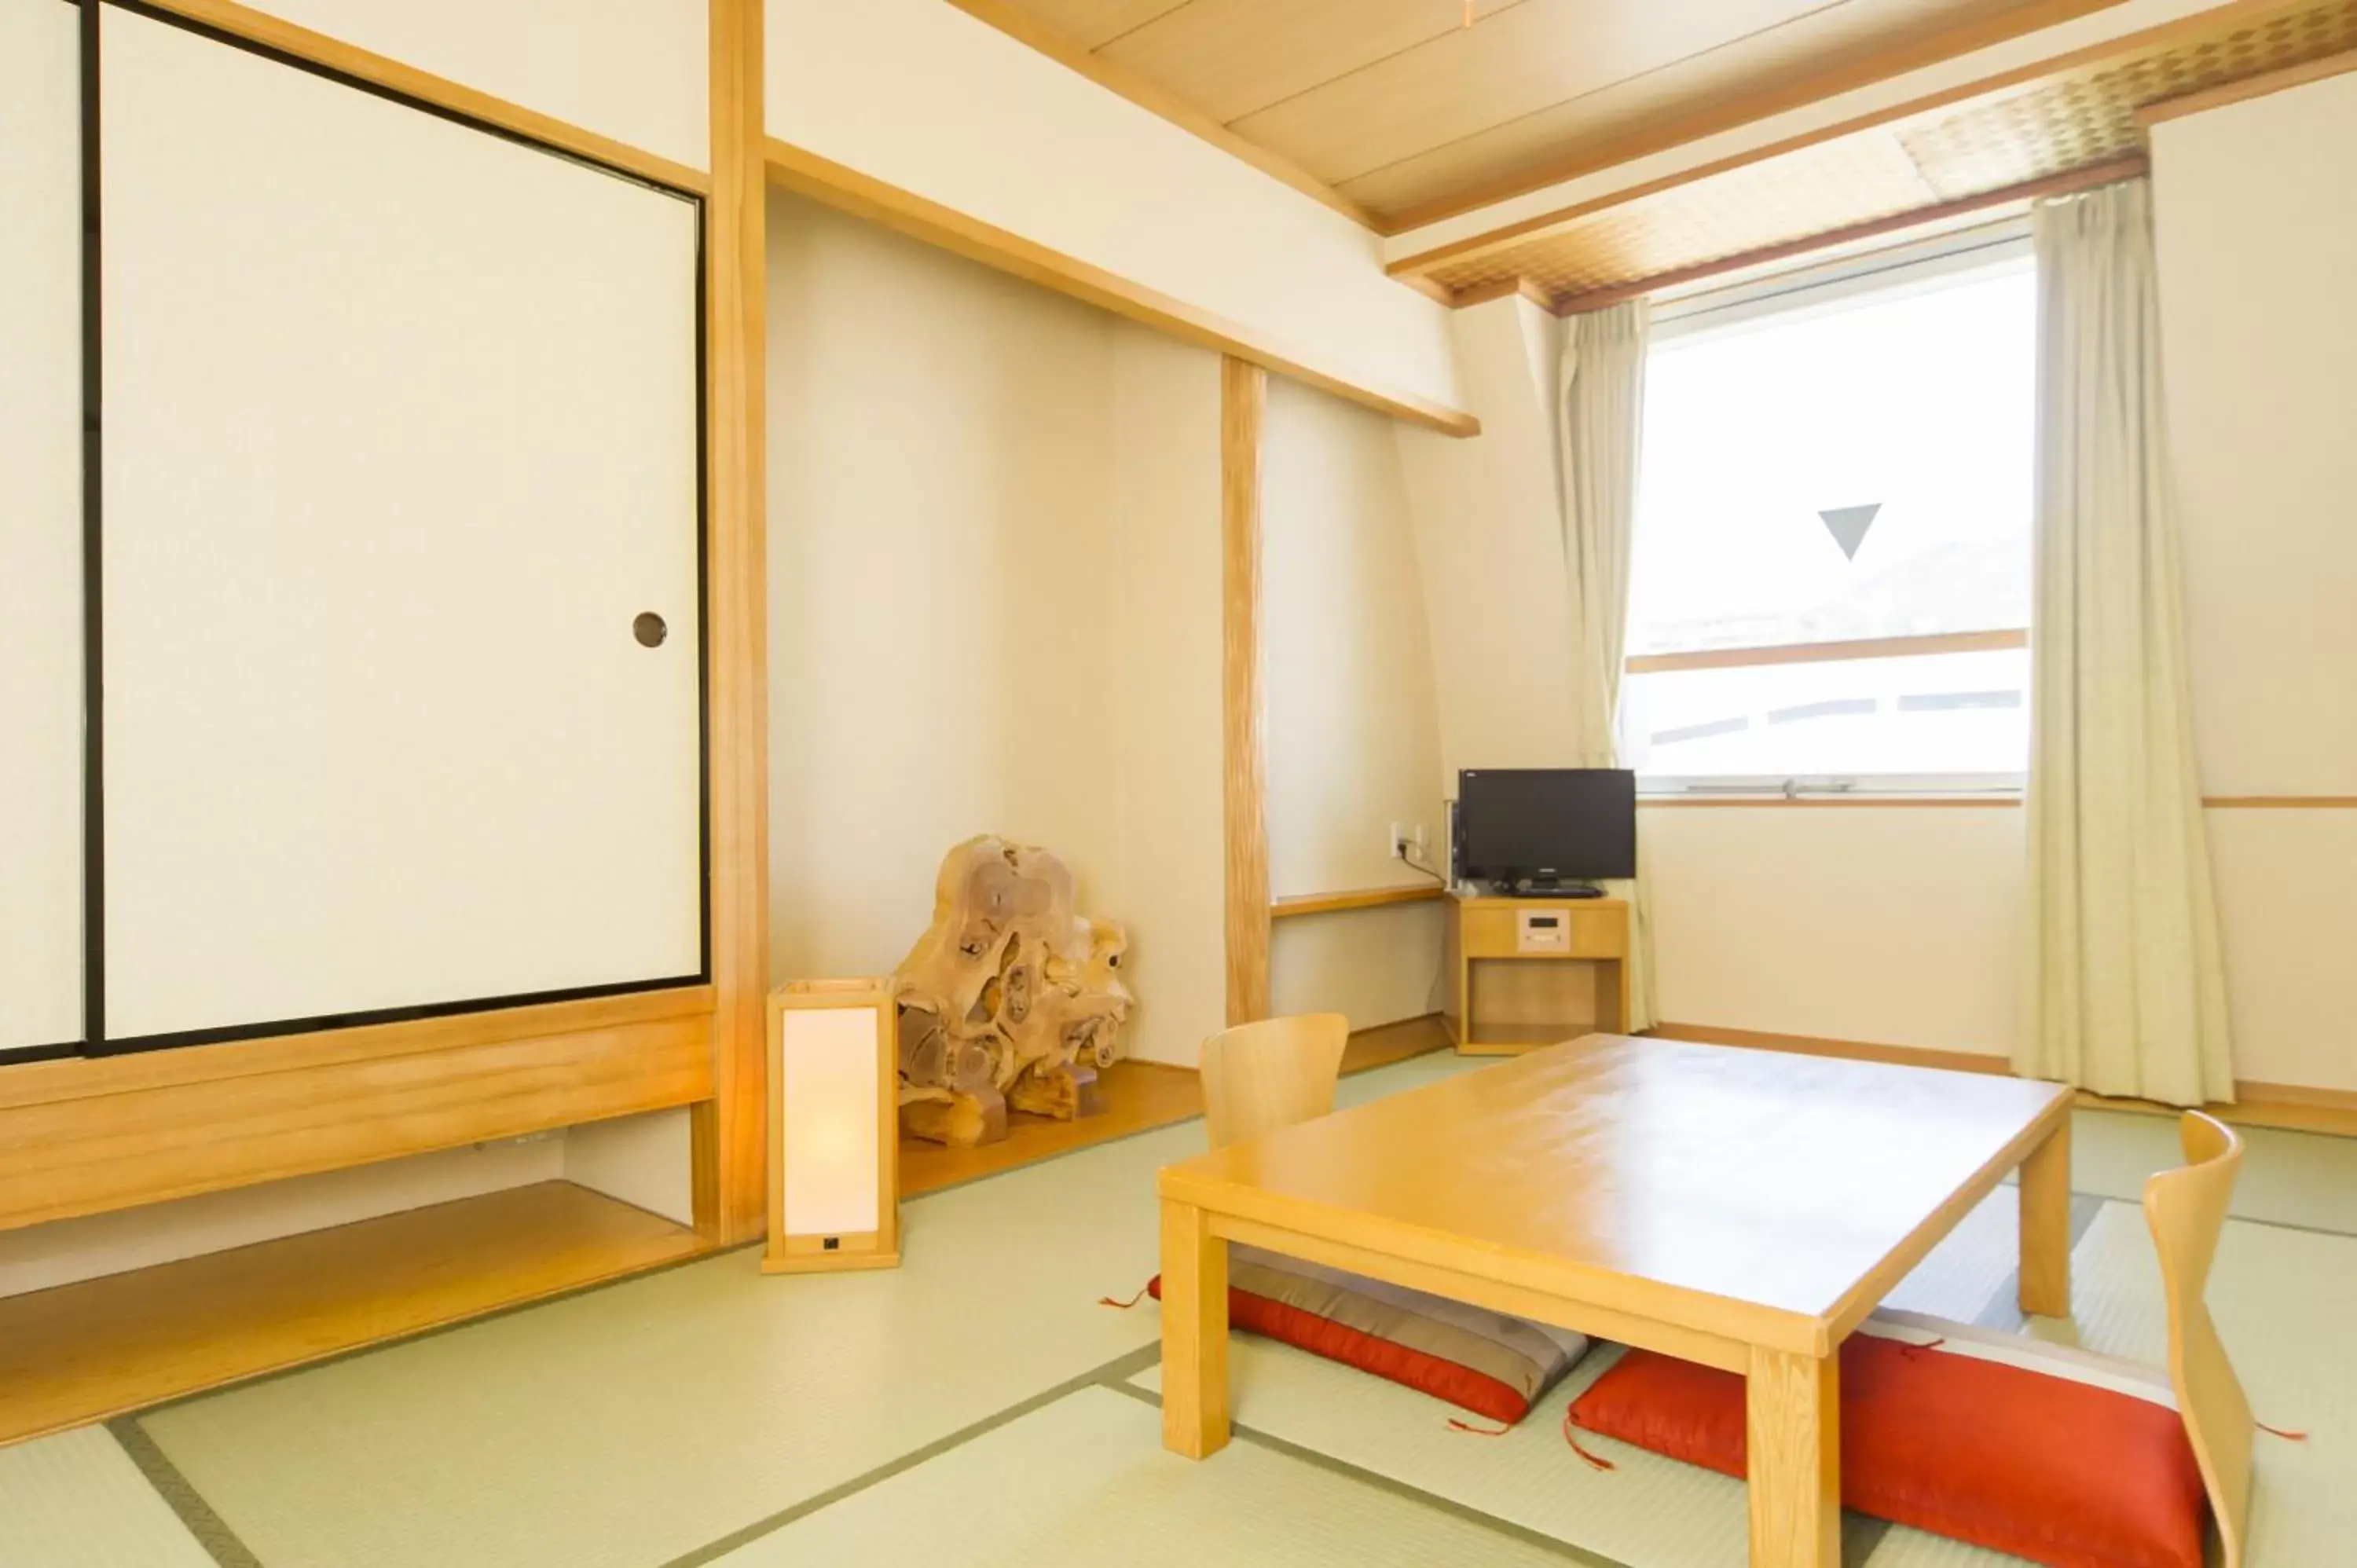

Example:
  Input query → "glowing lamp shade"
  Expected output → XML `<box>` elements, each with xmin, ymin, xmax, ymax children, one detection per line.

<box><xmin>763</xmin><ymin>980</ymin><xmax>901</xmax><ymax>1274</ymax></box>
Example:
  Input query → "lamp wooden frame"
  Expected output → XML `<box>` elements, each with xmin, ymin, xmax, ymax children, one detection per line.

<box><xmin>761</xmin><ymin>980</ymin><xmax>902</xmax><ymax>1275</ymax></box>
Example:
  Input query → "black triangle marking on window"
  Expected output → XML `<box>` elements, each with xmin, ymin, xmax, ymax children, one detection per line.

<box><xmin>1817</xmin><ymin>503</ymin><xmax>1882</xmax><ymax>560</ymax></box>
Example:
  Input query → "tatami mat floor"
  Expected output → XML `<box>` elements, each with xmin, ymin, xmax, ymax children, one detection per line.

<box><xmin>5</xmin><ymin>1051</ymin><xmax>2354</xmax><ymax>1568</ymax></box>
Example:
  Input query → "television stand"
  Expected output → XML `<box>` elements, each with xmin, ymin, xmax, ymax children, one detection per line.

<box><xmin>1442</xmin><ymin>892</ymin><xmax>1630</xmax><ymax>1055</ymax></box>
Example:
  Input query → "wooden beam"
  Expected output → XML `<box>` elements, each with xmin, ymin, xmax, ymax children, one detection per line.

<box><xmin>1544</xmin><ymin>159</ymin><xmax>2145</xmax><ymax>317</ymax></box>
<box><xmin>761</xmin><ymin>139</ymin><xmax>1479</xmax><ymax>438</ymax></box>
<box><xmin>0</xmin><ymin>1006</ymin><xmax>715</xmax><ymax>1231</ymax></box>
<box><xmin>0</xmin><ymin>986</ymin><xmax>713</xmax><ymax>1113</ymax></box>
<box><xmin>132</xmin><ymin>0</ymin><xmax>708</xmax><ymax>195</ymax></box>
<box><xmin>936</xmin><ymin>0</ymin><xmax>1374</xmax><ymax>230</ymax></box>
<box><xmin>694</xmin><ymin>0</ymin><xmax>771</xmax><ymax>1247</ymax></box>
<box><xmin>1222</xmin><ymin>358</ymin><xmax>1272</xmax><ymax>1028</ymax></box>
<box><xmin>1270</xmin><ymin>885</ymin><xmax>1446</xmax><ymax>919</ymax></box>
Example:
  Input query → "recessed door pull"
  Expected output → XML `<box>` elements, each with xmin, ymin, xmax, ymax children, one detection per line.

<box><xmin>632</xmin><ymin>612</ymin><xmax>667</xmax><ymax>648</ymax></box>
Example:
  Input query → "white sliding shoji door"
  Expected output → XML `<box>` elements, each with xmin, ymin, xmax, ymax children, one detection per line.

<box><xmin>96</xmin><ymin>3</ymin><xmax>705</xmax><ymax>1047</ymax></box>
<box><xmin>0</xmin><ymin>0</ymin><xmax>85</xmax><ymax>1058</ymax></box>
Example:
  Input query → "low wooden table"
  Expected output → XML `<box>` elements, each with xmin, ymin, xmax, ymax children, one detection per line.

<box><xmin>1157</xmin><ymin>1035</ymin><xmax>2073</xmax><ymax>1568</ymax></box>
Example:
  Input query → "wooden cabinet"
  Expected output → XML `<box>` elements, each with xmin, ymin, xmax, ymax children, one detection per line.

<box><xmin>1442</xmin><ymin>894</ymin><xmax>1631</xmax><ymax>1053</ymax></box>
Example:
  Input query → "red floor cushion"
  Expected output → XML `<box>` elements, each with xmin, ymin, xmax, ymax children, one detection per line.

<box><xmin>1149</xmin><ymin>1248</ymin><xmax>1591</xmax><ymax>1424</ymax></box>
<box><xmin>1567</xmin><ymin>1315</ymin><xmax>2209</xmax><ymax>1568</ymax></box>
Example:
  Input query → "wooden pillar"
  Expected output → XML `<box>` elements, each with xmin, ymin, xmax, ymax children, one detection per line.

<box><xmin>1222</xmin><ymin>357</ymin><xmax>1270</xmax><ymax>1027</ymax></box>
<box><xmin>694</xmin><ymin>0</ymin><xmax>770</xmax><ymax>1244</ymax></box>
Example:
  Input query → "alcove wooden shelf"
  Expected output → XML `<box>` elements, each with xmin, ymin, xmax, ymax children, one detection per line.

<box><xmin>0</xmin><ymin>1181</ymin><xmax>712</xmax><ymax>1447</ymax></box>
<box><xmin>1270</xmin><ymin>885</ymin><xmax>1445</xmax><ymax>919</ymax></box>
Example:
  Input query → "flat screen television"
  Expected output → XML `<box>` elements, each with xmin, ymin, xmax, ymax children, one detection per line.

<box><xmin>1455</xmin><ymin>768</ymin><xmax>1636</xmax><ymax>892</ymax></box>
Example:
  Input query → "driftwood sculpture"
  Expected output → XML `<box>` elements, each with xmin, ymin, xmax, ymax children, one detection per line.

<box><xmin>893</xmin><ymin>836</ymin><xmax>1132</xmax><ymax>1148</ymax></box>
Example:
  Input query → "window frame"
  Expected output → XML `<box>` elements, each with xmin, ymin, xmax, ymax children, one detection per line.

<box><xmin>1625</xmin><ymin>223</ymin><xmax>2036</xmax><ymax>800</ymax></box>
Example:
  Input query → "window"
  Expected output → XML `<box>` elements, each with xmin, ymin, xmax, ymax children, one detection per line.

<box><xmin>1622</xmin><ymin>241</ymin><xmax>2036</xmax><ymax>794</ymax></box>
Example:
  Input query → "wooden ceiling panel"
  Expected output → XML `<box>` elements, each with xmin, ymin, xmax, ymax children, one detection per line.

<box><xmin>1411</xmin><ymin>0</ymin><xmax>2357</xmax><ymax>307</ymax></box>
<box><xmin>984</xmin><ymin>0</ymin><xmax>2135</xmax><ymax>226</ymax></box>
<box><xmin>1334</xmin><ymin>0</ymin><xmax>2083</xmax><ymax>224</ymax></box>
<box><xmin>1002</xmin><ymin>0</ymin><xmax>1192</xmax><ymax>49</ymax></box>
<box><xmin>1227</xmin><ymin>0</ymin><xmax>1842</xmax><ymax>185</ymax></box>
<box><xmin>981</xmin><ymin>0</ymin><xmax>2354</xmax><ymax>241</ymax></box>
<box><xmin>1097</xmin><ymin>0</ymin><xmax>1522</xmax><ymax>126</ymax></box>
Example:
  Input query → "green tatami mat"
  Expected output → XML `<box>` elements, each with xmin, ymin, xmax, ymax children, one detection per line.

<box><xmin>709</xmin><ymin>1383</ymin><xmax>1584</xmax><ymax>1568</ymax></box>
<box><xmin>0</xmin><ymin>1425</ymin><xmax>214</xmax><ymax>1568</ymax></box>
<box><xmin>2065</xmin><ymin>1200</ymin><xmax>2356</xmax><ymax>1565</ymax></box>
<box><xmin>1139</xmin><ymin>1338</ymin><xmax>1769</xmax><ymax>1567</ymax></box>
<box><xmin>128</xmin><ymin>1053</ymin><xmax>1475</xmax><ymax>1568</ymax></box>
<box><xmin>1126</xmin><ymin>1176</ymin><xmax>2017</xmax><ymax>1568</ymax></box>
<box><xmin>2065</xmin><ymin>1109</ymin><xmax>2357</xmax><ymax>1236</ymax></box>
<box><xmin>1130</xmin><ymin>1187</ymin><xmax>2354</xmax><ymax>1566</ymax></box>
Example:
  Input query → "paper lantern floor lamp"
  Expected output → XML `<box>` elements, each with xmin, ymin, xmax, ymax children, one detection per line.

<box><xmin>764</xmin><ymin>979</ymin><xmax>901</xmax><ymax>1274</ymax></box>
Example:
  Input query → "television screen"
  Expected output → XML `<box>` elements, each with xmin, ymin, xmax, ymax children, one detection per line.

<box><xmin>1457</xmin><ymin>769</ymin><xmax>1636</xmax><ymax>885</ymax></box>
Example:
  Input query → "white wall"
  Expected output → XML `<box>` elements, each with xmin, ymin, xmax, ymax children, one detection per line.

<box><xmin>563</xmin><ymin>1108</ymin><xmax>696</xmax><ymax>1226</ymax></box>
<box><xmin>765</xmin><ymin>191</ymin><xmax>1226</xmax><ymax>1067</ymax></box>
<box><xmin>1395</xmin><ymin>296</ymin><xmax>1585</xmax><ymax>789</ymax></box>
<box><xmin>242</xmin><ymin>0</ymin><xmax>706</xmax><ymax>170</ymax></box>
<box><xmin>1263</xmin><ymin>378</ymin><xmax>1447</xmax><ymax>1030</ymax></box>
<box><xmin>1643</xmin><ymin>807</ymin><xmax>2025</xmax><ymax>1057</ymax></box>
<box><xmin>1107</xmin><ymin>331</ymin><xmax>1230</xmax><ymax>1068</ymax></box>
<box><xmin>764</xmin><ymin>0</ymin><xmax>1462</xmax><ymax>422</ymax></box>
<box><xmin>2153</xmin><ymin>71</ymin><xmax>2357</xmax><ymax>1092</ymax></box>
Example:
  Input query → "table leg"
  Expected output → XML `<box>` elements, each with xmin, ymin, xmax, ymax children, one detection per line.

<box><xmin>2018</xmin><ymin>1116</ymin><xmax>2072</xmax><ymax>1318</ymax></box>
<box><xmin>1747</xmin><ymin>1345</ymin><xmax>1839</xmax><ymax>1568</ymax></box>
<box><xmin>1159</xmin><ymin>1196</ymin><xmax>1230</xmax><ymax>1459</ymax></box>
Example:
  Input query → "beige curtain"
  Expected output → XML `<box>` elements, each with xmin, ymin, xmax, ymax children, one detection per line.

<box><xmin>1556</xmin><ymin>299</ymin><xmax>1658</xmax><ymax>1031</ymax></box>
<box><xmin>2021</xmin><ymin>179</ymin><xmax>2233</xmax><ymax>1105</ymax></box>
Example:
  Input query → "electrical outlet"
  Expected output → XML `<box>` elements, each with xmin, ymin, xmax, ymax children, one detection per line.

<box><xmin>1390</xmin><ymin>822</ymin><xmax>1413</xmax><ymax>859</ymax></box>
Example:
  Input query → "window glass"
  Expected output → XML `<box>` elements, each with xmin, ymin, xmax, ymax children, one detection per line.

<box><xmin>1624</xmin><ymin>258</ymin><xmax>2035</xmax><ymax>786</ymax></box>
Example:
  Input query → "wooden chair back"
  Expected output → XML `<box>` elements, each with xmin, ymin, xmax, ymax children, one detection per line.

<box><xmin>2143</xmin><ymin>1110</ymin><xmax>2253</xmax><ymax>1568</ymax></box>
<box><xmin>1199</xmin><ymin>1013</ymin><xmax>1349</xmax><ymax>1150</ymax></box>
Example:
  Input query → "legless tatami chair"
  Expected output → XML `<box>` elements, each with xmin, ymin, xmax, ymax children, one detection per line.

<box><xmin>2146</xmin><ymin>1110</ymin><xmax>2254</xmax><ymax>1568</ymax></box>
<box><xmin>1199</xmin><ymin>1013</ymin><xmax>1349</xmax><ymax>1150</ymax></box>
